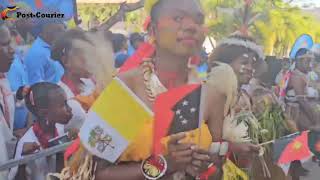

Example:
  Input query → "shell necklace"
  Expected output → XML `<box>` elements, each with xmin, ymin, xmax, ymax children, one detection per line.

<box><xmin>142</xmin><ymin>58</ymin><xmax>201</xmax><ymax>102</ymax></box>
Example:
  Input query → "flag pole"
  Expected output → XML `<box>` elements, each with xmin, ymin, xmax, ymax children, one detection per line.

<box><xmin>258</xmin><ymin>130</ymin><xmax>310</xmax><ymax>147</ymax></box>
<box><xmin>198</xmin><ymin>85</ymin><xmax>206</xmax><ymax>146</ymax></box>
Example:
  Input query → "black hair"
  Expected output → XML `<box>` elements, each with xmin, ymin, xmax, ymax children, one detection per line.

<box><xmin>129</xmin><ymin>33</ymin><xmax>144</xmax><ymax>46</ymax></box>
<box><xmin>210</xmin><ymin>45</ymin><xmax>259</xmax><ymax>64</ymax></box>
<box><xmin>51</xmin><ymin>28</ymin><xmax>90</xmax><ymax>62</ymax></box>
<box><xmin>112</xmin><ymin>33</ymin><xmax>127</xmax><ymax>53</ymax></box>
<box><xmin>24</xmin><ymin>82</ymin><xmax>64</xmax><ymax>118</ymax></box>
<box><xmin>150</xmin><ymin>0</ymin><xmax>167</xmax><ymax>22</ymax></box>
<box><xmin>295</xmin><ymin>48</ymin><xmax>309</xmax><ymax>59</ymax></box>
<box><xmin>211</xmin><ymin>35</ymin><xmax>261</xmax><ymax>64</ymax></box>
<box><xmin>103</xmin><ymin>30</ymin><xmax>113</xmax><ymax>42</ymax></box>
<box><xmin>150</xmin><ymin>0</ymin><xmax>201</xmax><ymax>22</ymax></box>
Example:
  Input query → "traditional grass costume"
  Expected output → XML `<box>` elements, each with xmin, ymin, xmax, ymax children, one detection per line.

<box><xmin>210</xmin><ymin>34</ymin><xmax>295</xmax><ymax>180</ymax></box>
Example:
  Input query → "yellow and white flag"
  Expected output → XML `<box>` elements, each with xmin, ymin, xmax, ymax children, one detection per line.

<box><xmin>80</xmin><ymin>78</ymin><xmax>153</xmax><ymax>162</ymax></box>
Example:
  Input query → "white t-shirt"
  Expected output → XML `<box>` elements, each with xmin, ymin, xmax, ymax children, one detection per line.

<box><xmin>8</xmin><ymin>124</ymin><xmax>64</xmax><ymax>180</ymax></box>
<box><xmin>57</xmin><ymin>81</ymin><xmax>86</xmax><ymax>130</ymax></box>
<box><xmin>0</xmin><ymin>77</ymin><xmax>16</xmax><ymax>180</ymax></box>
<box><xmin>0</xmin><ymin>77</ymin><xmax>15</xmax><ymax>131</ymax></box>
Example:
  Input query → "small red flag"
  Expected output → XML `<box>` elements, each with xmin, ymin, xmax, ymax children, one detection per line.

<box><xmin>153</xmin><ymin>84</ymin><xmax>201</xmax><ymax>155</ymax></box>
<box><xmin>35</xmin><ymin>0</ymin><xmax>43</xmax><ymax>9</ymax></box>
<box><xmin>274</xmin><ymin>131</ymin><xmax>312</xmax><ymax>165</ymax></box>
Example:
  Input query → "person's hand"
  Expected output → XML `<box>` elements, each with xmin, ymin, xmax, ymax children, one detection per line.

<box><xmin>68</xmin><ymin>128</ymin><xmax>79</xmax><ymax>140</ymax></box>
<box><xmin>13</xmin><ymin>128</ymin><xmax>28</xmax><ymax>139</ymax></box>
<box><xmin>230</xmin><ymin>142</ymin><xmax>260</xmax><ymax>168</ymax></box>
<box><xmin>165</xmin><ymin>133</ymin><xmax>194</xmax><ymax>173</ymax></box>
<box><xmin>22</xmin><ymin>142</ymin><xmax>40</xmax><ymax>155</ymax></box>
<box><xmin>229</xmin><ymin>142</ymin><xmax>260</xmax><ymax>156</ymax></box>
<box><xmin>186</xmin><ymin>148</ymin><xmax>223</xmax><ymax>177</ymax></box>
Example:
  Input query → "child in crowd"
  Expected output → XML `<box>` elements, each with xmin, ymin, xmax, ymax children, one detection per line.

<box><xmin>9</xmin><ymin>82</ymin><xmax>73</xmax><ymax>180</ymax></box>
<box><xmin>112</xmin><ymin>33</ymin><xmax>129</xmax><ymax>68</ymax></box>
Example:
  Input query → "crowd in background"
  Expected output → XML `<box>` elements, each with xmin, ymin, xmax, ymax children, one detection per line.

<box><xmin>0</xmin><ymin>1</ymin><xmax>320</xmax><ymax>180</ymax></box>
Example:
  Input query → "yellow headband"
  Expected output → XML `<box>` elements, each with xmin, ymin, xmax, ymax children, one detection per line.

<box><xmin>144</xmin><ymin>0</ymin><xmax>160</xmax><ymax>15</ymax></box>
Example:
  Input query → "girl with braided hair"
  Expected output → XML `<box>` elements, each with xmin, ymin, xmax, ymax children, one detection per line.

<box><xmin>8</xmin><ymin>82</ymin><xmax>74</xmax><ymax>180</ymax></box>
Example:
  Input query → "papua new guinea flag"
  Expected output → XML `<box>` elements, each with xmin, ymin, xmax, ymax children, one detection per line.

<box><xmin>273</xmin><ymin>131</ymin><xmax>312</xmax><ymax>174</ymax></box>
<box><xmin>153</xmin><ymin>84</ymin><xmax>202</xmax><ymax>155</ymax></box>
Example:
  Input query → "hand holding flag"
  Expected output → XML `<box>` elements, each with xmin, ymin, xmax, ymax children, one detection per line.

<box><xmin>80</xmin><ymin>78</ymin><xmax>153</xmax><ymax>163</ymax></box>
<box><xmin>165</xmin><ymin>133</ymin><xmax>194</xmax><ymax>173</ymax></box>
<box><xmin>153</xmin><ymin>84</ymin><xmax>202</xmax><ymax>155</ymax></box>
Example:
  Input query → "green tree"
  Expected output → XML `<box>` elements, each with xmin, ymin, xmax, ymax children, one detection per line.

<box><xmin>202</xmin><ymin>0</ymin><xmax>320</xmax><ymax>57</ymax></box>
<box><xmin>76</xmin><ymin>1</ymin><xmax>320</xmax><ymax>57</ymax></box>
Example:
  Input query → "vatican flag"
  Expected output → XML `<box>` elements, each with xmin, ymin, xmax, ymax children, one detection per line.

<box><xmin>80</xmin><ymin>77</ymin><xmax>153</xmax><ymax>163</ymax></box>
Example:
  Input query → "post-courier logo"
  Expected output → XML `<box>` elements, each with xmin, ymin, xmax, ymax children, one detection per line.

<box><xmin>1</xmin><ymin>6</ymin><xmax>18</xmax><ymax>20</ymax></box>
<box><xmin>1</xmin><ymin>6</ymin><xmax>65</xmax><ymax>21</ymax></box>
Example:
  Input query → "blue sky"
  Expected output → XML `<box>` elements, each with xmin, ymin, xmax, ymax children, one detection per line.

<box><xmin>293</xmin><ymin>0</ymin><xmax>320</xmax><ymax>7</ymax></box>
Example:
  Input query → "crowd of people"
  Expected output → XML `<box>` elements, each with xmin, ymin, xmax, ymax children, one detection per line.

<box><xmin>0</xmin><ymin>0</ymin><xmax>320</xmax><ymax>180</ymax></box>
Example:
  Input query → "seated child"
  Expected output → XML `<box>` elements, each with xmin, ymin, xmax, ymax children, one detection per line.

<box><xmin>9</xmin><ymin>82</ymin><xmax>73</xmax><ymax>180</ymax></box>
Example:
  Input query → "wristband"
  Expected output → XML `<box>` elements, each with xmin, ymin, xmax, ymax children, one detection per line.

<box><xmin>209</xmin><ymin>141</ymin><xmax>229</xmax><ymax>156</ymax></box>
<box><xmin>219</xmin><ymin>142</ymin><xmax>229</xmax><ymax>156</ymax></box>
<box><xmin>209</xmin><ymin>142</ymin><xmax>221</xmax><ymax>154</ymax></box>
<box><xmin>141</xmin><ymin>155</ymin><xmax>167</xmax><ymax>180</ymax></box>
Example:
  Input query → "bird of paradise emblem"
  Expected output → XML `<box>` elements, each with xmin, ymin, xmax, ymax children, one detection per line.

<box><xmin>1</xmin><ymin>6</ymin><xmax>19</xmax><ymax>20</ymax></box>
<box><xmin>142</xmin><ymin>155</ymin><xmax>167</xmax><ymax>179</ymax></box>
<box><xmin>88</xmin><ymin>126</ymin><xmax>115</xmax><ymax>153</ymax></box>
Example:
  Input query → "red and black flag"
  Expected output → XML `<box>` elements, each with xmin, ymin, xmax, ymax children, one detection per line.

<box><xmin>153</xmin><ymin>84</ymin><xmax>202</xmax><ymax>155</ymax></box>
<box><xmin>308</xmin><ymin>131</ymin><xmax>320</xmax><ymax>160</ymax></box>
<box><xmin>273</xmin><ymin>131</ymin><xmax>312</xmax><ymax>174</ymax></box>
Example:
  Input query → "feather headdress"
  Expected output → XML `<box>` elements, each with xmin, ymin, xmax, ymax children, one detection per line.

<box><xmin>217</xmin><ymin>35</ymin><xmax>265</xmax><ymax>61</ymax></box>
<box><xmin>70</xmin><ymin>30</ymin><xmax>115</xmax><ymax>94</ymax></box>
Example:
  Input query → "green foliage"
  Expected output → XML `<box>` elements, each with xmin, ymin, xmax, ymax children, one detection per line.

<box><xmin>77</xmin><ymin>3</ymin><xmax>146</xmax><ymax>31</ymax></box>
<box><xmin>77</xmin><ymin>4</ymin><xmax>120</xmax><ymax>29</ymax></box>
<box><xmin>201</xmin><ymin>0</ymin><xmax>320</xmax><ymax>57</ymax></box>
<box><xmin>258</xmin><ymin>105</ymin><xmax>288</xmax><ymax>143</ymax></box>
<box><xmin>76</xmin><ymin>1</ymin><xmax>320</xmax><ymax>56</ymax></box>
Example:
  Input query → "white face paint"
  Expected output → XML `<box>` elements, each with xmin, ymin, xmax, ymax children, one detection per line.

<box><xmin>252</xmin><ymin>69</ymin><xmax>256</xmax><ymax>76</ymax></box>
<box><xmin>253</xmin><ymin>57</ymin><xmax>257</xmax><ymax>62</ymax></box>
<box><xmin>240</xmin><ymin>64</ymin><xmax>245</xmax><ymax>73</ymax></box>
<box><xmin>79</xmin><ymin>78</ymin><xmax>96</xmax><ymax>96</ymax></box>
<box><xmin>242</xmin><ymin>53</ymin><xmax>249</xmax><ymax>58</ymax></box>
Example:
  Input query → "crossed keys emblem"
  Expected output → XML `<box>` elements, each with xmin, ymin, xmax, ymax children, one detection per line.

<box><xmin>88</xmin><ymin>126</ymin><xmax>115</xmax><ymax>153</ymax></box>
